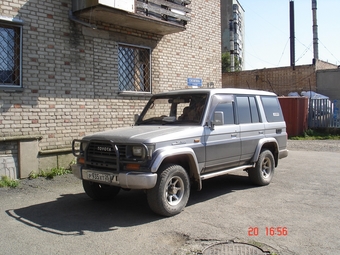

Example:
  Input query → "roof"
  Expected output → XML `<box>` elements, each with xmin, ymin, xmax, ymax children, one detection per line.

<box><xmin>155</xmin><ymin>88</ymin><xmax>277</xmax><ymax>97</ymax></box>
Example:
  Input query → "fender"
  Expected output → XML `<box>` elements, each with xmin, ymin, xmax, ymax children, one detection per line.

<box><xmin>150</xmin><ymin>147</ymin><xmax>202</xmax><ymax>190</ymax></box>
<box><xmin>251</xmin><ymin>137</ymin><xmax>279</xmax><ymax>165</ymax></box>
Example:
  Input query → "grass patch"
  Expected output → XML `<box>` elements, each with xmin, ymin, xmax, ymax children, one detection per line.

<box><xmin>0</xmin><ymin>176</ymin><xmax>19</xmax><ymax>188</ymax></box>
<box><xmin>290</xmin><ymin>129</ymin><xmax>340</xmax><ymax>140</ymax></box>
<box><xmin>0</xmin><ymin>167</ymin><xmax>72</xmax><ymax>189</ymax></box>
<box><xmin>29</xmin><ymin>167</ymin><xmax>71</xmax><ymax>180</ymax></box>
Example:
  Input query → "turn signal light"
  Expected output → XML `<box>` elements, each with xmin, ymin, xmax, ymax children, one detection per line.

<box><xmin>78</xmin><ymin>157</ymin><xmax>85</xmax><ymax>164</ymax></box>
<box><xmin>126</xmin><ymin>164</ymin><xmax>140</xmax><ymax>171</ymax></box>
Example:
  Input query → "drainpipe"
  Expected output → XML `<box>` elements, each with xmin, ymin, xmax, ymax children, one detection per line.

<box><xmin>229</xmin><ymin>20</ymin><xmax>234</xmax><ymax>72</ymax></box>
<box><xmin>68</xmin><ymin>10</ymin><xmax>97</xmax><ymax>29</ymax></box>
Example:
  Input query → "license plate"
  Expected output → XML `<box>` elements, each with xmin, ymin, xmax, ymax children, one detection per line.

<box><xmin>86</xmin><ymin>172</ymin><xmax>117</xmax><ymax>184</ymax></box>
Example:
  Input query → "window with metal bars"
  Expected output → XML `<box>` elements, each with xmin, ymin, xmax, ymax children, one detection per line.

<box><xmin>0</xmin><ymin>22</ymin><xmax>22</xmax><ymax>87</ymax></box>
<box><xmin>118</xmin><ymin>44</ymin><xmax>151</xmax><ymax>92</ymax></box>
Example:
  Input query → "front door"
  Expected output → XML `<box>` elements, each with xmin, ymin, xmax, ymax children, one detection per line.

<box><xmin>203</xmin><ymin>94</ymin><xmax>241</xmax><ymax>173</ymax></box>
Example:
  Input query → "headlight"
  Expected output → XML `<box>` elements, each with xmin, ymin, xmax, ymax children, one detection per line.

<box><xmin>131</xmin><ymin>144</ymin><xmax>154</xmax><ymax>159</ymax></box>
<box><xmin>81</xmin><ymin>141</ymin><xmax>89</xmax><ymax>153</ymax></box>
<box><xmin>132</xmin><ymin>146</ymin><xmax>144</xmax><ymax>157</ymax></box>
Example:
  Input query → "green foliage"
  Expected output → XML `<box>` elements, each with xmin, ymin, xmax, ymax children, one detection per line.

<box><xmin>290</xmin><ymin>129</ymin><xmax>340</xmax><ymax>140</ymax></box>
<box><xmin>1</xmin><ymin>162</ymin><xmax>73</xmax><ymax>188</ymax></box>
<box><xmin>221</xmin><ymin>51</ymin><xmax>241</xmax><ymax>72</ymax></box>
<box><xmin>29</xmin><ymin>167</ymin><xmax>71</xmax><ymax>180</ymax></box>
<box><xmin>0</xmin><ymin>176</ymin><xmax>19</xmax><ymax>188</ymax></box>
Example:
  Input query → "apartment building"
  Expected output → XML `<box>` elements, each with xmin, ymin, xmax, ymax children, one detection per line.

<box><xmin>221</xmin><ymin>0</ymin><xmax>245</xmax><ymax>69</ymax></box>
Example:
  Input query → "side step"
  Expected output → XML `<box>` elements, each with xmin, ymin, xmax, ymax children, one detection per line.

<box><xmin>200</xmin><ymin>165</ymin><xmax>253</xmax><ymax>181</ymax></box>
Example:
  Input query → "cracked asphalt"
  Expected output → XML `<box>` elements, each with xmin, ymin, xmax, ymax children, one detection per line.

<box><xmin>1</xmin><ymin>140</ymin><xmax>339</xmax><ymax>255</ymax></box>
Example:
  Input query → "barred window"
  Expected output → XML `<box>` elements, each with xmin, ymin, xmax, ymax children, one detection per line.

<box><xmin>118</xmin><ymin>44</ymin><xmax>151</xmax><ymax>92</ymax></box>
<box><xmin>0</xmin><ymin>21</ymin><xmax>22</xmax><ymax>87</ymax></box>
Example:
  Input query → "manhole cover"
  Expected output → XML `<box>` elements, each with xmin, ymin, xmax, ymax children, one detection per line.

<box><xmin>202</xmin><ymin>242</ymin><xmax>270</xmax><ymax>255</ymax></box>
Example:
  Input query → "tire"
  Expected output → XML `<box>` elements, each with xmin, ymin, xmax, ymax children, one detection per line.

<box><xmin>82</xmin><ymin>180</ymin><xmax>120</xmax><ymax>201</ymax></box>
<box><xmin>147</xmin><ymin>164</ymin><xmax>190</xmax><ymax>217</ymax></box>
<box><xmin>248</xmin><ymin>150</ymin><xmax>275</xmax><ymax>186</ymax></box>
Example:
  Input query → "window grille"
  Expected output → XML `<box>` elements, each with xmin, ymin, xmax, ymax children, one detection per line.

<box><xmin>118</xmin><ymin>44</ymin><xmax>151</xmax><ymax>92</ymax></box>
<box><xmin>0</xmin><ymin>22</ymin><xmax>22</xmax><ymax>87</ymax></box>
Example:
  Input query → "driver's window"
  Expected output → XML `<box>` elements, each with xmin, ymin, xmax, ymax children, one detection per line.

<box><xmin>214</xmin><ymin>102</ymin><xmax>235</xmax><ymax>125</ymax></box>
<box><xmin>208</xmin><ymin>94</ymin><xmax>235</xmax><ymax>126</ymax></box>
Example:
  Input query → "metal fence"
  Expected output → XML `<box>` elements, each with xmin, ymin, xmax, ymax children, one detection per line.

<box><xmin>308</xmin><ymin>99</ymin><xmax>340</xmax><ymax>128</ymax></box>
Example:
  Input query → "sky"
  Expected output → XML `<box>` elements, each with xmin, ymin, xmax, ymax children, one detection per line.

<box><xmin>241</xmin><ymin>0</ymin><xmax>340</xmax><ymax>70</ymax></box>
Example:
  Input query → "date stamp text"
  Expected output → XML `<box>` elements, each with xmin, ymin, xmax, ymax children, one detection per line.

<box><xmin>248</xmin><ymin>227</ymin><xmax>288</xmax><ymax>236</ymax></box>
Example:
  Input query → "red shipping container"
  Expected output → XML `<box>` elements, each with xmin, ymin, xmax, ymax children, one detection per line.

<box><xmin>278</xmin><ymin>97</ymin><xmax>308</xmax><ymax>137</ymax></box>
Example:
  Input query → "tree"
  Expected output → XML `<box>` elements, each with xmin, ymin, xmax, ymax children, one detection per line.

<box><xmin>222</xmin><ymin>51</ymin><xmax>241</xmax><ymax>72</ymax></box>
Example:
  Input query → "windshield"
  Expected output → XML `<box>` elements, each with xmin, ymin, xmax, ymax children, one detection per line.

<box><xmin>136</xmin><ymin>93</ymin><xmax>208</xmax><ymax>125</ymax></box>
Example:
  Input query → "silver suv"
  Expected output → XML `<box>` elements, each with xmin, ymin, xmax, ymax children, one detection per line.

<box><xmin>72</xmin><ymin>88</ymin><xmax>288</xmax><ymax>216</ymax></box>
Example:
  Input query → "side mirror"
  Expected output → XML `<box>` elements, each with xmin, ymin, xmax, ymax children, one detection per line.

<box><xmin>134</xmin><ymin>114</ymin><xmax>140</xmax><ymax>123</ymax></box>
<box><xmin>213</xmin><ymin>111</ymin><xmax>224</xmax><ymax>125</ymax></box>
<box><xmin>209</xmin><ymin>111</ymin><xmax>224</xmax><ymax>130</ymax></box>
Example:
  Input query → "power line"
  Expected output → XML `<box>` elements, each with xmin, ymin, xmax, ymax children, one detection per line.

<box><xmin>245</xmin><ymin>49</ymin><xmax>278</xmax><ymax>68</ymax></box>
<box><xmin>318</xmin><ymin>39</ymin><xmax>340</xmax><ymax>64</ymax></box>
<box><xmin>296</xmin><ymin>42</ymin><xmax>312</xmax><ymax>63</ymax></box>
<box><xmin>277</xmin><ymin>38</ymin><xmax>290</xmax><ymax>66</ymax></box>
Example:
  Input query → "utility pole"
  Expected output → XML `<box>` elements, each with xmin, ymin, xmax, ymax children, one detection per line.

<box><xmin>289</xmin><ymin>0</ymin><xmax>295</xmax><ymax>69</ymax></box>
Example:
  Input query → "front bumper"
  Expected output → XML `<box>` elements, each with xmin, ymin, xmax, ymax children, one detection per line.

<box><xmin>279</xmin><ymin>149</ymin><xmax>289</xmax><ymax>159</ymax></box>
<box><xmin>72</xmin><ymin>164</ymin><xmax>157</xmax><ymax>189</ymax></box>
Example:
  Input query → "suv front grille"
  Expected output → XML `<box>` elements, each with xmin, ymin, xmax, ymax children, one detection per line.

<box><xmin>85</xmin><ymin>141</ymin><xmax>126</xmax><ymax>170</ymax></box>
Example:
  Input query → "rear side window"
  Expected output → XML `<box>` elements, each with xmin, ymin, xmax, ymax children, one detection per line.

<box><xmin>236</xmin><ymin>96</ymin><xmax>251</xmax><ymax>124</ymax></box>
<box><xmin>249</xmin><ymin>97</ymin><xmax>260</xmax><ymax>123</ymax></box>
<box><xmin>235</xmin><ymin>96</ymin><xmax>260</xmax><ymax>124</ymax></box>
<box><xmin>261</xmin><ymin>96</ymin><xmax>284</xmax><ymax>122</ymax></box>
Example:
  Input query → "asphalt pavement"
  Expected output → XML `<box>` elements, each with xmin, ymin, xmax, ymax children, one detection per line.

<box><xmin>0</xmin><ymin>147</ymin><xmax>339</xmax><ymax>255</ymax></box>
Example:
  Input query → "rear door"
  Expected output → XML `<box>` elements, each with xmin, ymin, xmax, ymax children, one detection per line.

<box><xmin>235</xmin><ymin>95</ymin><xmax>265</xmax><ymax>164</ymax></box>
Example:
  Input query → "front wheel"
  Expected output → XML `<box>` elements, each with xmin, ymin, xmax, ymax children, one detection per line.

<box><xmin>248</xmin><ymin>150</ymin><xmax>275</xmax><ymax>186</ymax></box>
<box><xmin>82</xmin><ymin>180</ymin><xmax>120</xmax><ymax>200</ymax></box>
<box><xmin>147</xmin><ymin>164</ymin><xmax>190</xmax><ymax>217</ymax></box>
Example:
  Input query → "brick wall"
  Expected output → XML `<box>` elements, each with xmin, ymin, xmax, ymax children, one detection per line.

<box><xmin>222</xmin><ymin>60</ymin><xmax>338</xmax><ymax>96</ymax></box>
<box><xmin>315</xmin><ymin>60</ymin><xmax>339</xmax><ymax>70</ymax></box>
<box><xmin>152</xmin><ymin>0</ymin><xmax>222</xmax><ymax>93</ymax></box>
<box><xmin>0</xmin><ymin>0</ymin><xmax>222</xmax><ymax>173</ymax></box>
<box><xmin>223</xmin><ymin>65</ymin><xmax>317</xmax><ymax>96</ymax></box>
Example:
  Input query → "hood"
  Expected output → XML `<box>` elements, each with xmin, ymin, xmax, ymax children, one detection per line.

<box><xmin>83</xmin><ymin>125</ymin><xmax>202</xmax><ymax>144</ymax></box>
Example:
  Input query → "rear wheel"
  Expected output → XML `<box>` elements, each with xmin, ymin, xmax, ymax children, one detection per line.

<box><xmin>248</xmin><ymin>150</ymin><xmax>275</xmax><ymax>186</ymax></box>
<box><xmin>147</xmin><ymin>164</ymin><xmax>190</xmax><ymax>217</ymax></box>
<box><xmin>82</xmin><ymin>180</ymin><xmax>120</xmax><ymax>200</ymax></box>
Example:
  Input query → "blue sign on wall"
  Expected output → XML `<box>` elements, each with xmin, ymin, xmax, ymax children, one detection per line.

<box><xmin>187</xmin><ymin>78</ymin><xmax>202</xmax><ymax>87</ymax></box>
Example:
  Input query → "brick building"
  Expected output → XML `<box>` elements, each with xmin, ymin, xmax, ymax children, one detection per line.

<box><xmin>222</xmin><ymin>60</ymin><xmax>338</xmax><ymax>96</ymax></box>
<box><xmin>0</xmin><ymin>0</ymin><xmax>222</xmax><ymax>179</ymax></box>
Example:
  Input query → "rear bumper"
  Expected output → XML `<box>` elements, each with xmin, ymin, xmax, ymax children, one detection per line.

<box><xmin>72</xmin><ymin>164</ymin><xmax>157</xmax><ymax>189</ymax></box>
